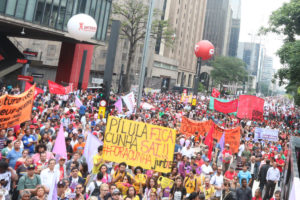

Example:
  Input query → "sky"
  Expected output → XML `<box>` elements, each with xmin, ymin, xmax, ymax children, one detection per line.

<box><xmin>239</xmin><ymin>0</ymin><xmax>290</xmax><ymax>70</ymax></box>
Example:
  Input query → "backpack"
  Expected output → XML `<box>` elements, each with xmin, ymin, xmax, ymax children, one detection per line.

<box><xmin>91</xmin><ymin>181</ymin><xmax>101</xmax><ymax>196</ymax></box>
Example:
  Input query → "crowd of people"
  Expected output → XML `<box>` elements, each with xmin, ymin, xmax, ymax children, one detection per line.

<box><xmin>0</xmin><ymin>85</ymin><xmax>299</xmax><ymax>200</ymax></box>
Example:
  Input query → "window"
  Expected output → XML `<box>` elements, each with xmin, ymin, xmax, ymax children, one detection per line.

<box><xmin>138</xmin><ymin>57</ymin><xmax>142</xmax><ymax>65</ymax></box>
<box><xmin>15</xmin><ymin>0</ymin><xmax>27</xmax><ymax>18</ymax></box>
<box><xmin>188</xmin><ymin>74</ymin><xmax>192</xmax><ymax>87</ymax></box>
<box><xmin>5</xmin><ymin>0</ymin><xmax>17</xmax><ymax>15</ymax></box>
<box><xmin>34</xmin><ymin>0</ymin><xmax>46</xmax><ymax>24</ymax></box>
<box><xmin>177</xmin><ymin>72</ymin><xmax>181</xmax><ymax>84</ymax></box>
<box><xmin>25</xmin><ymin>0</ymin><xmax>37</xmax><ymax>21</ymax></box>
<box><xmin>55</xmin><ymin>0</ymin><xmax>67</xmax><ymax>30</ymax></box>
<box><xmin>46</xmin><ymin>45</ymin><xmax>56</xmax><ymax>57</ymax></box>
<box><xmin>124</xmin><ymin>40</ymin><xmax>128</xmax><ymax>49</ymax></box>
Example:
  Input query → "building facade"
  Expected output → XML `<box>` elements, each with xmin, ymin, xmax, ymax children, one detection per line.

<box><xmin>237</xmin><ymin>42</ymin><xmax>261</xmax><ymax>76</ymax></box>
<box><xmin>228</xmin><ymin>0</ymin><xmax>241</xmax><ymax>57</ymax></box>
<box><xmin>202</xmin><ymin>0</ymin><xmax>231</xmax><ymax>56</ymax></box>
<box><xmin>157</xmin><ymin>0</ymin><xmax>208</xmax><ymax>88</ymax></box>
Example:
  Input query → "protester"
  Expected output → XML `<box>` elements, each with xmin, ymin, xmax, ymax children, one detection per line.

<box><xmin>0</xmin><ymin>85</ymin><xmax>296</xmax><ymax>200</ymax></box>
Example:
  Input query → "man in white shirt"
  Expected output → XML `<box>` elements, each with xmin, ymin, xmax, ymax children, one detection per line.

<box><xmin>201</xmin><ymin>158</ymin><xmax>213</xmax><ymax>176</ymax></box>
<box><xmin>238</xmin><ymin>141</ymin><xmax>245</xmax><ymax>158</ymax></box>
<box><xmin>264</xmin><ymin>162</ymin><xmax>280</xmax><ymax>200</ymax></box>
<box><xmin>180</xmin><ymin>142</ymin><xmax>195</xmax><ymax>159</ymax></box>
<box><xmin>40</xmin><ymin>159</ymin><xmax>59</xmax><ymax>197</ymax></box>
<box><xmin>210</xmin><ymin>166</ymin><xmax>223</xmax><ymax>198</ymax></box>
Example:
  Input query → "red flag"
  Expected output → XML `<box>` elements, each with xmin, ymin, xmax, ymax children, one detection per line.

<box><xmin>25</xmin><ymin>82</ymin><xmax>44</xmax><ymax>99</ymax></box>
<box><xmin>214</xmin><ymin>99</ymin><xmax>238</xmax><ymax>114</ymax></box>
<box><xmin>237</xmin><ymin>95</ymin><xmax>264</xmax><ymax>120</ymax></box>
<box><xmin>204</xmin><ymin>124</ymin><xmax>215</xmax><ymax>160</ymax></box>
<box><xmin>48</xmin><ymin>80</ymin><xmax>66</xmax><ymax>95</ymax></box>
<box><xmin>211</xmin><ymin>88</ymin><xmax>220</xmax><ymax>98</ymax></box>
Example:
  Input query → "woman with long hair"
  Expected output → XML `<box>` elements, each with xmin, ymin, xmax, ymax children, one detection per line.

<box><xmin>170</xmin><ymin>176</ymin><xmax>186</xmax><ymax>200</ymax></box>
<box><xmin>125</xmin><ymin>186</ymin><xmax>140</xmax><ymax>200</ymax></box>
<box><xmin>116</xmin><ymin>174</ymin><xmax>134</xmax><ymax>196</ymax></box>
<box><xmin>79</xmin><ymin>162</ymin><xmax>89</xmax><ymax>184</ymax></box>
<box><xmin>144</xmin><ymin>177</ymin><xmax>161</xmax><ymax>200</ymax></box>
<box><xmin>222</xmin><ymin>182</ymin><xmax>235</xmax><ymax>200</ymax></box>
<box><xmin>14</xmin><ymin>149</ymin><xmax>29</xmax><ymax>170</ymax></box>
<box><xmin>100</xmin><ymin>164</ymin><xmax>112</xmax><ymax>184</ymax></box>
<box><xmin>133</xmin><ymin>167</ymin><xmax>146</xmax><ymax>195</ymax></box>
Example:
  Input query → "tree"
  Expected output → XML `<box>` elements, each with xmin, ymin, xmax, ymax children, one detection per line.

<box><xmin>113</xmin><ymin>0</ymin><xmax>174</xmax><ymax>92</ymax></box>
<box><xmin>210</xmin><ymin>56</ymin><xmax>248</xmax><ymax>90</ymax></box>
<box><xmin>198</xmin><ymin>83</ymin><xmax>205</xmax><ymax>92</ymax></box>
<box><xmin>261</xmin><ymin>0</ymin><xmax>300</xmax><ymax>105</ymax></box>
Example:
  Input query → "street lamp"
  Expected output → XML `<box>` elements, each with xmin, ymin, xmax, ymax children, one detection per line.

<box><xmin>193</xmin><ymin>40</ymin><xmax>215</xmax><ymax>95</ymax></box>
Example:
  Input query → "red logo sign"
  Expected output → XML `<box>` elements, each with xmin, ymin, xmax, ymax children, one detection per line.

<box><xmin>79</xmin><ymin>22</ymin><xmax>84</xmax><ymax>31</ymax></box>
<box><xmin>17</xmin><ymin>75</ymin><xmax>33</xmax><ymax>82</ymax></box>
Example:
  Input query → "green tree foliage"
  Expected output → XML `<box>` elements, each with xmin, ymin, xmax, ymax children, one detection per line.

<box><xmin>198</xmin><ymin>83</ymin><xmax>205</xmax><ymax>92</ymax></box>
<box><xmin>262</xmin><ymin>0</ymin><xmax>300</xmax><ymax>105</ymax></box>
<box><xmin>210</xmin><ymin>56</ymin><xmax>248</xmax><ymax>89</ymax></box>
<box><xmin>113</xmin><ymin>0</ymin><xmax>174</xmax><ymax>92</ymax></box>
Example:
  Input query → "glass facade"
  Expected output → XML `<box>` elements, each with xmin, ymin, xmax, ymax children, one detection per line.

<box><xmin>0</xmin><ymin>0</ymin><xmax>112</xmax><ymax>41</ymax></box>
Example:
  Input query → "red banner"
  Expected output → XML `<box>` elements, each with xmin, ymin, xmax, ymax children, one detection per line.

<box><xmin>212</xmin><ymin>124</ymin><xmax>241</xmax><ymax>153</ymax></box>
<box><xmin>48</xmin><ymin>80</ymin><xmax>66</xmax><ymax>95</ymax></box>
<box><xmin>179</xmin><ymin>116</ymin><xmax>212</xmax><ymax>137</ymax></box>
<box><xmin>214</xmin><ymin>99</ymin><xmax>238</xmax><ymax>114</ymax></box>
<box><xmin>237</xmin><ymin>95</ymin><xmax>264</xmax><ymax>120</ymax></box>
<box><xmin>25</xmin><ymin>82</ymin><xmax>44</xmax><ymax>99</ymax></box>
<box><xmin>211</xmin><ymin>88</ymin><xmax>220</xmax><ymax>98</ymax></box>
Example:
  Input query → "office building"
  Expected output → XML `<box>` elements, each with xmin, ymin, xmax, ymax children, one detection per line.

<box><xmin>228</xmin><ymin>0</ymin><xmax>241</xmax><ymax>57</ymax></box>
<box><xmin>203</xmin><ymin>0</ymin><xmax>231</xmax><ymax>56</ymax></box>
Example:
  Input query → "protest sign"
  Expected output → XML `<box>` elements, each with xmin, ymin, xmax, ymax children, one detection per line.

<box><xmin>254</xmin><ymin>127</ymin><xmax>278</xmax><ymax>141</ymax></box>
<box><xmin>103</xmin><ymin>116</ymin><xmax>176</xmax><ymax>173</ymax></box>
<box><xmin>237</xmin><ymin>95</ymin><xmax>264</xmax><ymax>120</ymax></box>
<box><xmin>0</xmin><ymin>85</ymin><xmax>35</xmax><ymax>129</ymax></box>
<box><xmin>214</xmin><ymin>99</ymin><xmax>238</xmax><ymax>114</ymax></box>
<box><xmin>179</xmin><ymin>116</ymin><xmax>212</xmax><ymax>137</ymax></box>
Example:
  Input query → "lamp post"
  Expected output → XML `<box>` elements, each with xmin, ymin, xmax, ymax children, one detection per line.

<box><xmin>193</xmin><ymin>40</ymin><xmax>215</xmax><ymax>95</ymax></box>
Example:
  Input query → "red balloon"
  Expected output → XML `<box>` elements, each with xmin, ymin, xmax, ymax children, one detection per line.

<box><xmin>194</xmin><ymin>40</ymin><xmax>215</xmax><ymax>60</ymax></box>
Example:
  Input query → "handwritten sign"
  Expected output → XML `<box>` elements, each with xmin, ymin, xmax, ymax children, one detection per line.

<box><xmin>0</xmin><ymin>85</ymin><xmax>35</xmax><ymax>129</ymax></box>
<box><xmin>103</xmin><ymin>116</ymin><xmax>176</xmax><ymax>173</ymax></box>
<box><xmin>180</xmin><ymin>117</ymin><xmax>212</xmax><ymax>137</ymax></box>
<box><xmin>254</xmin><ymin>128</ymin><xmax>278</xmax><ymax>141</ymax></box>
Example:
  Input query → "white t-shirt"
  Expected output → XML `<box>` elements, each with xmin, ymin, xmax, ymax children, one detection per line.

<box><xmin>210</xmin><ymin>174</ymin><xmax>223</xmax><ymax>197</ymax></box>
<box><xmin>180</xmin><ymin>147</ymin><xmax>195</xmax><ymax>159</ymax></box>
<box><xmin>238</xmin><ymin>144</ymin><xmax>245</xmax><ymax>157</ymax></box>
<box><xmin>201</xmin><ymin>164</ymin><xmax>213</xmax><ymax>176</ymax></box>
<box><xmin>0</xmin><ymin>171</ymin><xmax>11</xmax><ymax>191</ymax></box>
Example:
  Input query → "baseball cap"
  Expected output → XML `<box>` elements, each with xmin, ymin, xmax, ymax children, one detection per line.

<box><xmin>27</xmin><ymin>164</ymin><xmax>35</xmax><ymax>170</ymax></box>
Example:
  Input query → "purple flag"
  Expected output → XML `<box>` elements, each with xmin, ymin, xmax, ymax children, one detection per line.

<box><xmin>52</xmin><ymin>124</ymin><xmax>67</xmax><ymax>159</ymax></box>
<box><xmin>49</xmin><ymin>180</ymin><xmax>57</xmax><ymax>200</ymax></box>
<box><xmin>218</xmin><ymin>132</ymin><xmax>225</xmax><ymax>152</ymax></box>
<box><xmin>83</xmin><ymin>132</ymin><xmax>102</xmax><ymax>172</ymax></box>
<box><xmin>75</xmin><ymin>95</ymin><xmax>83</xmax><ymax>108</ymax></box>
<box><xmin>114</xmin><ymin>98</ymin><xmax>123</xmax><ymax>113</ymax></box>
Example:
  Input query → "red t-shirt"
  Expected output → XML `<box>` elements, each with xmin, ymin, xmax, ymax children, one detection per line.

<box><xmin>195</xmin><ymin>159</ymin><xmax>204</xmax><ymax>167</ymax></box>
<box><xmin>224</xmin><ymin>171</ymin><xmax>237</xmax><ymax>180</ymax></box>
<box><xmin>276</xmin><ymin>158</ymin><xmax>285</xmax><ymax>172</ymax></box>
<box><xmin>222</xmin><ymin>150</ymin><xmax>232</xmax><ymax>163</ymax></box>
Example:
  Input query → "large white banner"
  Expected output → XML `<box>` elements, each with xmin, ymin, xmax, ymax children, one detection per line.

<box><xmin>254</xmin><ymin>127</ymin><xmax>279</xmax><ymax>141</ymax></box>
<box><xmin>122</xmin><ymin>92</ymin><xmax>136</xmax><ymax>114</ymax></box>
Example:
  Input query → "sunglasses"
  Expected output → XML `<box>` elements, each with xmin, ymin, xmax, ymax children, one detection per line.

<box><xmin>76</xmin><ymin>187</ymin><xmax>82</xmax><ymax>189</ymax></box>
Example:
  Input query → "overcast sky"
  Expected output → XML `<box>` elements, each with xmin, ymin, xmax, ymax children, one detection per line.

<box><xmin>239</xmin><ymin>0</ymin><xmax>289</xmax><ymax>69</ymax></box>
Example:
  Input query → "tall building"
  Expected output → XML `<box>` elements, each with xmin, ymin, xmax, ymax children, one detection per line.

<box><xmin>237</xmin><ymin>42</ymin><xmax>261</xmax><ymax>76</ymax></box>
<box><xmin>203</xmin><ymin>0</ymin><xmax>231</xmax><ymax>56</ymax></box>
<box><xmin>228</xmin><ymin>0</ymin><xmax>241</xmax><ymax>57</ymax></box>
<box><xmin>156</xmin><ymin>0</ymin><xmax>208</xmax><ymax>88</ymax></box>
<box><xmin>261</xmin><ymin>56</ymin><xmax>274</xmax><ymax>84</ymax></box>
